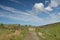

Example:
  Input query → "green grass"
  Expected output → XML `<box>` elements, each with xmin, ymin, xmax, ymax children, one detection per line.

<box><xmin>19</xmin><ymin>28</ymin><xmax>28</xmax><ymax>40</ymax></box>
<box><xmin>0</xmin><ymin>26</ymin><xmax>28</xmax><ymax>40</ymax></box>
<box><xmin>35</xmin><ymin>22</ymin><xmax>60</xmax><ymax>40</ymax></box>
<box><xmin>0</xmin><ymin>23</ymin><xmax>60</xmax><ymax>40</ymax></box>
<box><xmin>9</xmin><ymin>29</ymin><xmax>28</xmax><ymax>40</ymax></box>
<box><xmin>0</xmin><ymin>29</ymin><xmax>15</xmax><ymax>35</ymax></box>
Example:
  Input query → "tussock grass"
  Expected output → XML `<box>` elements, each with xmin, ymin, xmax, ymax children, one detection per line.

<box><xmin>35</xmin><ymin>23</ymin><xmax>60</xmax><ymax>40</ymax></box>
<box><xmin>0</xmin><ymin>28</ymin><xmax>28</xmax><ymax>40</ymax></box>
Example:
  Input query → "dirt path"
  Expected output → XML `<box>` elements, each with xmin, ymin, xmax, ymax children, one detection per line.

<box><xmin>24</xmin><ymin>28</ymin><xmax>39</xmax><ymax>40</ymax></box>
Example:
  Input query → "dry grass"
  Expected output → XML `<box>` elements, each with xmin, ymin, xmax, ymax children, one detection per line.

<box><xmin>38</xmin><ymin>32</ymin><xmax>45</xmax><ymax>39</ymax></box>
<box><xmin>0</xmin><ymin>30</ymin><xmax>21</xmax><ymax>40</ymax></box>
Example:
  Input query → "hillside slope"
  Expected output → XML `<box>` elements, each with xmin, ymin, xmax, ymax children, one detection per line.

<box><xmin>36</xmin><ymin>22</ymin><xmax>60</xmax><ymax>40</ymax></box>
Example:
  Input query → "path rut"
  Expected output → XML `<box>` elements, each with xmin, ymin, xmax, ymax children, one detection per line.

<box><xmin>24</xmin><ymin>28</ymin><xmax>39</xmax><ymax>40</ymax></box>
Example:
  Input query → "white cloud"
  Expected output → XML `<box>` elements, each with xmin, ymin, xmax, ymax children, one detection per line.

<box><xmin>50</xmin><ymin>0</ymin><xmax>59</xmax><ymax>7</ymax></box>
<box><xmin>56</xmin><ymin>0</ymin><xmax>60</xmax><ymax>5</ymax></box>
<box><xmin>33</xmin><ymin>3</ymin><xmax>53</xmax><ymax>13</ymax></box>
<box><xmin>9</xmin><ymin>0</ymin><xmax>27</xmax><ymax>8</ymax></box>
<box><xmin>33</xmin><ymin>0</ymin><xmax>60</xmax><ymax>13</ymax></box>
<box><xmin>33</xmin><ymin>3</ymin><xmax>44</xmax><ymax>12</ymax></box>
<box><xmin>58</xmin><ymin>13</ymin><xmax>60</xmax><ymax>15</ymax></box>
<box><xmin>56</xmin><ymin>13</ymin><xmax>60</xmax><ymax>18</ymax></box>
<box><xmin>33</xmin><ymin>1</ymin><xmax>60</xmax><ymax>25</ymax></box>
<box><xmin>45</xmin><ymin>6</ymin><xmax>53</xmax><ymax>11</ymax></box>
<box><xmin>0</xmin><ymin>0</ymin><xmax>60</xmax><ymax>25</ymax></box>
<box><xmin>0</xmin><ymin>5</ymin><xmax>43</xmax><ymax>23</ymax></box>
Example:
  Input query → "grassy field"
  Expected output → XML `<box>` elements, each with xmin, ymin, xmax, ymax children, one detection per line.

<box><xmin>0</xmin><ymin>24</ymin><xmax>29</xmax><ymax>40</ymax></box>
<box><xmin>35</xmin><ymin>22</ymin><xmax>60</xmax><ymax>40</ymax></box>
<box><xmin>0</xmin><ymin>29</ymin><xmax>28</xmax><ymax>40</ymax></box>
<box><xmin>0</xmin><ymin>22</ymin><xmax>60</xmax><ymax>40</ymax></box>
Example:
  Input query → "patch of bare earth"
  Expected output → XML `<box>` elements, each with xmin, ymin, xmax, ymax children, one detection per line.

<box><xmin>24</xmin><ymin>28</ymin><xmax>39</xmax><ymax>40</ymax></box>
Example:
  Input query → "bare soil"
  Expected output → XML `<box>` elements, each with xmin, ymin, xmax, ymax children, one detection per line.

<box><xmin>24</xmin><ymin>28</ymin><xmax>39</xmax><ymax>40</ymax></box>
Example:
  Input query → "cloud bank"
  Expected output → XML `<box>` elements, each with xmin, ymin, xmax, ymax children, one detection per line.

<box><xmin>0</xmin><ymin>0</ymin><xmax>60</xmax><ymax>26</ymax></box>
<box><xmin>33</xmin><ymin>0</ymin><xmax>60</xmax><ymax>13</ymax></box>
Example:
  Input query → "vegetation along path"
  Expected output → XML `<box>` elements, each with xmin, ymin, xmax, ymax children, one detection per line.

<box><xmin>24</xmin><ymin>28</ymin><xmax>39</xmax><ymax>40</ymax></box>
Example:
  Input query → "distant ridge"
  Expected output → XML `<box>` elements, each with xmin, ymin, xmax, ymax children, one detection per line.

<box><xmin>39</xmin><ymin>22</ymin><xmax>60</xmax><ymax>28</ymax></box>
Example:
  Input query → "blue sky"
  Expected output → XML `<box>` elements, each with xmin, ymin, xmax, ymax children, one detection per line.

<box><xmin>0</xmin><ymin>0</ymin><xmax>60</xmax><ymax>26</ymax></box>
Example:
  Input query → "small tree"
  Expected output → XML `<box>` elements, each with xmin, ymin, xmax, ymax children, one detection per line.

<box><xmin>25</xmin><ymin>25</ymin><xmax>27</xmax><ymax>27</ymax></box>
<box><xmin>29</xmin><ymin>25</ymin><xmax>31</xmax><ymax>27</ymax></box>
<box><xmin>0</xmin><ymin>23</ymin><xmax>4</xmax><ymax>29</ymax></box>
<box><xmin>14</xmin><ymin>24</ymin><xmax>21</xmax><ymax>30</ymax></box>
